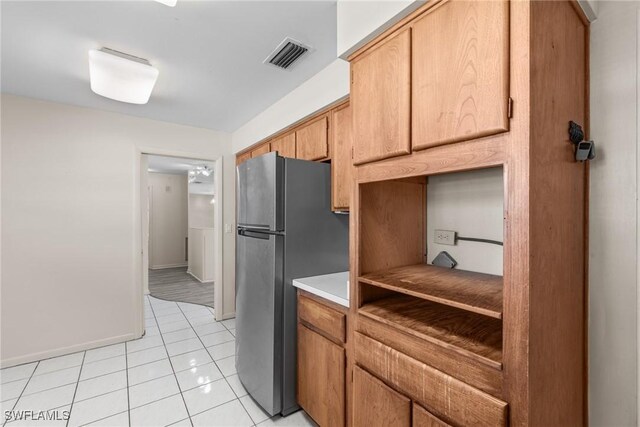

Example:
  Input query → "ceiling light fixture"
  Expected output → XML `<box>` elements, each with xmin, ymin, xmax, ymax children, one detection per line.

<box><xmin>88</xmin><ymin>48</ymin><xmax>159</xmax><ymax>104</ymax></box>
<box><xmin>154</xmin><ymin>0</ymin><xmax>177</xmax><ymax>7</ymax></box>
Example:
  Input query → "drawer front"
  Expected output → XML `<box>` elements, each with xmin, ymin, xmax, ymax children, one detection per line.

<box><xmin>353</xmin><ymin>366</ymin><xmax>411</xmax><ymax>427</ymax></box>
<box><xmin>298</xmin><ymin>294</ymin><xmax>346</xmax><ymax>343</ymax></box>
<box><xmin>355</xmin><ymin>332</ymin><xmax>508</xmax><ymax>427</ymax></box>
<box><xmin>413</xmin><ymin>404</ymin><xmax>451</xmax><ymax>427</ymax></box>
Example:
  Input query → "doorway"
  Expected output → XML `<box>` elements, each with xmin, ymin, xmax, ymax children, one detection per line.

<box><xmin>139</xmin><ymin>152</ymin><xmax>223</xmax><ymax>320</ymax></box>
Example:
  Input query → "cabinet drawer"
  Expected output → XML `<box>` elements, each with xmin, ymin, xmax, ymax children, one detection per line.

<box><xmin>353</xmin><ymin>366</ymin><xmax>411</xmax><ymax>427</ymax></box>
<box><xmin>298</xmin><ymin>294</ymin><xmax>346</xmax><ymax>343</ymax></box>
<box><xmin>413</xmin><ymin>404</ymin><xmax>451</xmax><ymax>427</ymax></box>
<box><xmin>355</xmin><ymin>332</ymin><xmax>507</xmax><ymax>426</ymax></box>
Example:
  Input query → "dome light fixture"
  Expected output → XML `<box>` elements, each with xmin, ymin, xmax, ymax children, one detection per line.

<box><xmin>88</xmin><ymin>48</ymin><xmax>159</xmax><ymax>105</ymax></box>
<box><xmin>154</xmin><ymin>0</ymin><xmax>177</xmax><ymax>6</ymax></box>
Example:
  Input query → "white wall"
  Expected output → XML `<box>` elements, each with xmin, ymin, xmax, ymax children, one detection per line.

<box><xmin>189</xmin><ymin>194</ymin><xmax>215</xmax><ymax>229</ymax></box>
<box><xmin>337</xmin><ymin>0</ymin><xmax>423</xmax><ymax>58</ymax></box>
<box><xmin>589</xmin><ymin>2</ymin><xmax>639</xmax><ymax>425</ymax></box>
<box><xmin>0</xmin><ymin>94</ymin><xmax>235</xmax><ymax>367</ymax></box>
<box><xmin>232</xmin><ymin>59</ymin><xmax>350</xmax><ymax>153</ymax></box>
<box><xmin>426</xmin><ymin>168</ymin><xmax>503</xmax><ymax>276</ymax></box>
<box><xmin>148</xmin><ymin>173</ymin><xmax>188</xmax><ymax>269</ymax></box>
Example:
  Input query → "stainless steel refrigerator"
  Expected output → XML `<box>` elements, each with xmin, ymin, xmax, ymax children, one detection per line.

<box><xmin>235</xmin><ymin>152</ymin><xmax>348</xmax><ymax>417</ymax></box>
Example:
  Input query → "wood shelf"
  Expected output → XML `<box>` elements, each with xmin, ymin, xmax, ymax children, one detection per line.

<box><xmin>359</xmin><ymin>264</ymin><xmax>503</xmax><ymax>319</ymax></box>
<box><xmin>359</xmin><ymin>294</ymin><xmax>502</xmax><ymax>370</ymax></box>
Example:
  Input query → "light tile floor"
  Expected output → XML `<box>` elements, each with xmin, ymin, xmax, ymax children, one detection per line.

<box><xmin>0</xmin><ymin>296</ymin><xmax>317</xmax><ymax>427</ymax></box>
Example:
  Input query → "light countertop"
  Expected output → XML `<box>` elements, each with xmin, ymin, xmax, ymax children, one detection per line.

<box><xmin>292</xmin><ymin>271</ymin><xmax>349</xmax><ymax>308</ymax></box>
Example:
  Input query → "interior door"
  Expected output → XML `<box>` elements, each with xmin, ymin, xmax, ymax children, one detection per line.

<box><xmin>236</xmin><ymin>152</ymin><xmax>283</xmax><ymax>231</ymax></box>
<box><xmin>235</xmin><ymin>229</ymin><xmax>283</xmax><ymax>416</ymax></box>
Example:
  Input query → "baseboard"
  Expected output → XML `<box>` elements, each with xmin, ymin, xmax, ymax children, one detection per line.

<box><xmin>0</xmin><ymin>332</ymin><xmax>139</xmax><ymax>369</ymax></box>
<box><xmin>187</xmin><ymin>271</ymin><xmax>214</xmax><ymax>284</ymax></box>
<box><xmin>149</xmin><ymin>263</ymin><xmax>188</xmax><ymax>270</ymax></box>
<box><xmin>222</xmin><ymin>312</ymin><xmax>236</xmax><ymax>320</ymax></box>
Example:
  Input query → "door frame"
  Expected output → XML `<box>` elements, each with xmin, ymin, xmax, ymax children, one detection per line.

<box><xmin>134</xmin><ymin>147</ymin><xmax>224</xmax><ymax>338</ymax></box>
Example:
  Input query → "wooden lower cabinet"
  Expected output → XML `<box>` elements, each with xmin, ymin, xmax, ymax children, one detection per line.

<box><xmin>353</xmin><ymin>366</ymin><xmax>410</xmax><ymax>427</ymax></box>
<box><xmin>297</xmin><ymin>324</ymin><xmax>345</xmax><ymax>427</ymax></box>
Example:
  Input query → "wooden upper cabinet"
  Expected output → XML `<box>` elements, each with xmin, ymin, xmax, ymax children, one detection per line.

<box><xmin>411</xmin><ymin>0</ymin><xmax>510</xmax><ymax>150</ymax></box>
<box><xmin>271</xmin><ymin>133</ymin><xmax>296</xmax><ymax>158</ymax></box>
<box><xmin>251</xmin><ymin>143</ymin><xmax>271</xmax><ymax>158</ymax></box>
<box><xmin>236</xmin><ymin>151</ymin><xmax>251</xmax><ymax>165</ymax></box>
<box><xmin>352</xmin><ymin>28</ymin><xmax>411</xmax><ymax>165</ymax></box>
<box><xmin>296</xmin><ymin>116</ymin><xmax>329</xmax><ymax>161</ymax></box>
<box><xmin>331</xmin><ymin>103</ymin><xmax>353</xmax><ymax>211</ymax></box>
<box><xmin>353</xmin><ymin>366</ymin><xmax>411</xmax><ymax>427</ymax></box>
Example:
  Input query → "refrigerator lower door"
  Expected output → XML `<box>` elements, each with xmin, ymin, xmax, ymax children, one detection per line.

<box><xmin>236</xmin><ymin>152</ymin><xmax>283</xmax><ymax>231</ymax></box>
<box><xmin>235</xmin><ymin>229</ymin><xmax>283</xmax><ymax>416</ymax></box>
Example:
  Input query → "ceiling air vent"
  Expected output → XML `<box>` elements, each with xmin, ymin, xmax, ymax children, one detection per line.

<box><xmin>264</xmin><ymin>38</ymin><xmax>313</xmax><ymax>70</ymax></box>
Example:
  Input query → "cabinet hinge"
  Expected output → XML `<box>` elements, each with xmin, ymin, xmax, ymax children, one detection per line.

<box><xmin>508</xmin><ymin>97</ymin><xmax>514</xmax><ymax>119</ymax></box>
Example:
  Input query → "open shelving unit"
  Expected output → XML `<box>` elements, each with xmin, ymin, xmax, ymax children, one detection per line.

<box><xmin>359</xmin><ymin>263</ymin><xmax>503</xmax><ymax>319</ymax></box>
<box><xmin>355</xmin><ymin>173</ymin><xmax>505</xmax><ymax>376</ymax></box>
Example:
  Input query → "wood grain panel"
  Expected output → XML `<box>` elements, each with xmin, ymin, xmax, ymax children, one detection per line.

<box><xmin>298</xmin><ymin>324</ymin><xmax>345</xmax><ymax>427</ymax></box>
<box><xmin>357</xmin><ymin>137</ymin><xmax>506</xmax><ymax>184</ymax></box>
<box><xmin>298</xmin><ymin>293</ymin><xmax>346</xmax><ymax>343</ymax></box>
<box><xmin>413</xmin><ymin>404</ymin><xmax>451</xmax><ymax>427</ymax></box>
<box><xmin>271</xmin><ymin>133</ymin><xmax>296</xmax><ymax>159</ymax></box>
<box><xmin>528</xmin><ymin>1</ymin><xmax>587</xmax><ymax>425</ymax></box>
<box><xmin>355</xmin><ymin>333</ymin><xmax>508</xmax><ymax>427</ymax></box>
<box><xmin>357</xmin><ymin>315</ymin><xmax>502</xmax><ymax>397</ymax></box>
<box><xmin>359</xmin><ymin>263</ymin><xmax>503</xmax><ymax>319</ymax></box>
<box><xmin>359</xmin><ymin>179</ymin><xmax>425</xmax><ymax>277</ymax></box>
<box><xmin>251</xmin><ymin>143</ymin><xmax>271</xmax><ymax>158</ymax></box>
<box><xmin>412</xmin><ymin>0</ymin><xmax>510</xmax><ymax>150</ymax></box>
<box><xmin>296</xmin><ymin>116</ymin><xmax>329</xmax><ymax>161</ymax></box>
<box><xmin>236</xmin><ymin>151</ymin><xmax>251</xmax><ymax>165</ymax></box>
<box><xmin>353</xmin><ymin>366</ymin><xmax>411</xmax><ymax>427</ymax></box>
<box><xmin>352</xmin><ymin>28</ymin><xmax>411</xmax><ymax>165</ymax></box>
<box><xmin>331</xmin><ymin>103</ymin><xmax>353</xmax><ymax>211</ymax></box>
<box><xmin>359</xmin><ymin>295</ymin><xmax>502</xmax><ymax>369</ymax></box>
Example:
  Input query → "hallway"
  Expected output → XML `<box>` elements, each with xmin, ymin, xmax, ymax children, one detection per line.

<box><xmin>149</xmin><ymin>268</ymin><xmax>214</xmax><ymax>309</ymax></box>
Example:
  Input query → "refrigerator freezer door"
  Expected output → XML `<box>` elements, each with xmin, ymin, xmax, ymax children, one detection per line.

<box><xmin>235</xmin><ymin>229</ymin><xmax>283</xmax><ymax>416</ymax></box>
<box><xmin>236</xmin><ymin>152</ymin><xmax>283</xmax><ymax>231</ymax></box>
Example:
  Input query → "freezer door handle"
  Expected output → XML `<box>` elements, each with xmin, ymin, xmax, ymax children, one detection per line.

<box><xmin>238</xmin><ymin>227</ymin><xmax>284</xmax><ymax>238</ymax></box>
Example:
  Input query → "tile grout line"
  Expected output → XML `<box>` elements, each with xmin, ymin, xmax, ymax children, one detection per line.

<box><xmin>65</xmin><ymin>350</ymin><xmax>87</xmax><ymax>427</ymax></box>
<box><xmin>2</xmin><ymin>360</ymin><xmax>40</xmax><ymax>427</ymax></box>
<box><xmin>148</xmin><ymin>297</ymin><xmax>194</xmax><ymax>427</ymax></box>
<box><xmin>176</xmin><ymin>304</ymin><xmax>246</xmax><ymax>425</ymax></box>
<box><xmin>124</xmin><ymin>340</ymin><xmax>131</xmax><ymax>427</ymax></box>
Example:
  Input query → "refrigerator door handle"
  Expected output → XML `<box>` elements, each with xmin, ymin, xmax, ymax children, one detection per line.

<box><xmin>238</xmin><ymin>227</ymin><xmax>284</xmax><ymax>238</ymax></box>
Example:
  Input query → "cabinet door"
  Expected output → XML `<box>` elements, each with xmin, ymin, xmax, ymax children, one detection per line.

<box><xmin>412</xmin><ymin>0</ymin><xmax>509</xmax><ymax>150</ymax></box>
<box><xmin>297</xmin><ymin>324</ymin><xmax>345</xmax><ymax>427</ymax></box>
<box><xmin>271</xmin><ymin>133</ymin><xmax>296</xmax><ymax>158</ymax></box>
<box><xmin>296</xmin><ymin>116</ymin><xmax>329</xmax><ymax>161</ymax></box>
<box><xmin>251</xmin><ymin>143</ymin><xmax>271</xmax><ymax>158</ymax></box>
<box><xmin>331</xmin><ymin>103</ymin><xmax>353</xmax><ymax>211</ymax></box>
<box><xmin>352</xmin><ymin>28</ymin><xmax>411</xmax><ymax>165</ymax></box>
<box><xmin>413</xmin><ymin>404</ymin><xmax>451</xmax><ymax>427</ymax></box>
<box><xmin>236</xmin><ymin>151</ymin><xmax>251</xmax><ymax>165</ymax></box>
<box><xmin>353</xmin><ymin>366</ymin><xmax>410</xmax><ymax>427</ymax></box>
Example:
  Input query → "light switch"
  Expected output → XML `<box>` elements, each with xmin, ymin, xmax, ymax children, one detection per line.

<box><xmin>225</xmin><ymin>224</ymin><xmax>233</xmax><ymax>233</ymax></box>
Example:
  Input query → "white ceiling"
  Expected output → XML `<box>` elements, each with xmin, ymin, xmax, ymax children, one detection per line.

<box><xmin>1</xmin><ymin>1</ymin><xmax>337</xmax><ymax>132</ymax></box>
<box><xmin>147</xmin><ymin>154</ymin><xmax>215</xmax><ymax>194</ymax></box>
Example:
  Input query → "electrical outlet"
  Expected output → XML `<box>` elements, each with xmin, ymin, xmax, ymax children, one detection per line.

<box><xmin>434</xmin><ymin>229</ymin><xmax>456</xmax><ymax>246</ymax></box>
